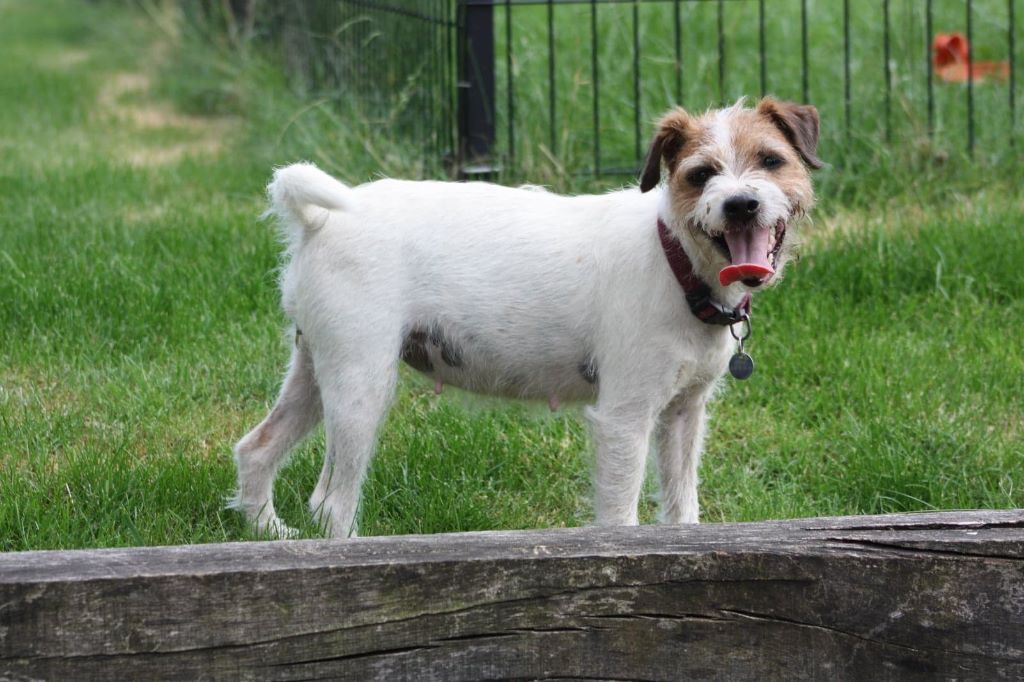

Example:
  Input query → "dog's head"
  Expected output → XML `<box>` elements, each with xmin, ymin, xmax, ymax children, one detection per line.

<box><xmin>640</xmin><ymin>98</ymin><xmax>821</xmax><ymax>289</ymax></box>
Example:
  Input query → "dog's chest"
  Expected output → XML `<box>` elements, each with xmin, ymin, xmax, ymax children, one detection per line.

<box><xmin>668</xmin><ymin>327</ymin><xmax>735</xmax><ymax>390</ymax></box>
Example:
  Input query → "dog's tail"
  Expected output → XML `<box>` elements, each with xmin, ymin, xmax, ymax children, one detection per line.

<box><xmin>267</xmin><ymin>162</ymin><xmax>355</xmax><ymax>232</ymax></box>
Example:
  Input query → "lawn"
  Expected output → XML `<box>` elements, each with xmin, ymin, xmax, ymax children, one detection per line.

<box><xmin>0</xmin><ymin>0</ymin><xmax>1021</xmax><ymax>551</ymax></box>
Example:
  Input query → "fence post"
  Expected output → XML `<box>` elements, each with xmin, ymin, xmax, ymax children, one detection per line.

<box><xmin>458</xmin><ymin>0</ymin><xmax>498</xmax><ymax>178</ymax></box>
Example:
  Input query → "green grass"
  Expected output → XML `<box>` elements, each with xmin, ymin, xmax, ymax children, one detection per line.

<box><xmin>0</xmin><ymin>0</ymin><xmax>1021</xmax><ymax>551</ymax></box>
<box><xmin>704</xmin><ymin>199</ymin><xmax>1024</xmax><ymax>520</ymax></box>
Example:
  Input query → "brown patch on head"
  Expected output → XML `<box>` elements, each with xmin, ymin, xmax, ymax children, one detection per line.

<box><xmin>639</xmin><ymin>109</ymin><xmax>695</xmax><ymax>192</ymax></box>
<box><xmin>644</xmin><ymin>102</ymin><xmax>820</xmax><ymax>204</ymax></box>
<box><xmin>756</xmin><ymin>98</ymin><xmax>823</xmax><ymax>169</ymax></box>
<box><xmin>647</xmin><ymin>100</ymin><xmax>823</xmax><ymax>289</ymax></box>
<box><xmin>659</xmin><ymin>114</ymin><xmax>718</xmax><ymax>216</ymax></box>
<box><xmin>725</xmin><ymin>106</ymin><xmax>817</xmax><ymax>214</ymax></box>
<box><xmin>657</xmin><ymin>105</ymin><xmax>817</xmax><ymax>222</ymax></box>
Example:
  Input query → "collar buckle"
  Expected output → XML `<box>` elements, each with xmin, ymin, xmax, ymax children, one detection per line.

<box><xmin>688</xmin><ymin>288</ymin><xmax>753</xmax><ymax>327</ymax></box>
<box><xmin>691</xmin><ymin>295</ymin><xmax>751</xmax><ymax>326</ymax></box>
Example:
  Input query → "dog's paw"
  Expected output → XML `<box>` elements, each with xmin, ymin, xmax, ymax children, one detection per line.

<box><xmin>257</xmin><ymin>516</ymin><xmax>299</xmax><ymax>540</ymax></box>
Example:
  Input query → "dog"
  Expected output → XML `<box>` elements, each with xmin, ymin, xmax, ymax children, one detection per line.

<box><xmin>232</xmin><ymin>97</ymin><xmax>821</xmax><ymax>538</ymax></box>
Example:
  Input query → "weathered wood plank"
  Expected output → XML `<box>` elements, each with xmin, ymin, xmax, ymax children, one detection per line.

<box><xmin>2</xmin><ymin>510</ymin><xmax>1022</xmax><ymax>681</ymax></box>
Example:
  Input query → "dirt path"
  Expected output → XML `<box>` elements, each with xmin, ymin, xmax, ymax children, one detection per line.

<box><xmin>38</xmin><ymin>4</ymin><xmax>238</xmax><ymax>169</ymax></box>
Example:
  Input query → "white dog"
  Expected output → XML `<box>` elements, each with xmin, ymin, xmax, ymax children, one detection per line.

<box><xmin>233</xmin><ymin>97</ymin><xmax>821</xmax><ymax>538</ymax></box>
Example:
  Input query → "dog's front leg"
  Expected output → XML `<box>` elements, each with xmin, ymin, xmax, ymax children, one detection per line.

<box><xmin>587</xmin><ymin>402</ymin><xmax>660</xmax><ymax>527</ymax></box>
<box><xmin>655</xmin><ymin>388</ymin><xmax>713</xmax><ymax>524</ymax></box>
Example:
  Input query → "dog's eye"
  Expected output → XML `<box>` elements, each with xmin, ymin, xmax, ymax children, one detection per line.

<box><xmin>762</xmin><ymin>154</ymin><xmax>784</xmax><ymax>170</ymax></box>
<box><xmin>686</xmin><ymin>167</ymin><xmax>716</xmax><ymax>187</ymax></box>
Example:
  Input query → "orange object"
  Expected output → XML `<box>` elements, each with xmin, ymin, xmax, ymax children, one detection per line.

<box><xmin>718</xmin><ymin>264</ymin><xmax>774</xmax><ymax>288</ymax></box>
<box><xmin>932</xmin><ymin>32</ymin><xmax>1010</xmax><ymax>83</ymax></box>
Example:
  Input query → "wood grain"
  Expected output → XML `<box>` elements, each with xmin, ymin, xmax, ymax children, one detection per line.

<box><xmin>2</xmin><ymin>510</ymin><xmax>1022</xmax><ymax>681</ymax></box>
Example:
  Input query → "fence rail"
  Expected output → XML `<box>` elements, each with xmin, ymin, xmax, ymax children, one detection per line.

<box><xmin>2</xmin><ymin>510</ymin><xmax>1023</xmax><ymax>679</ymax></box>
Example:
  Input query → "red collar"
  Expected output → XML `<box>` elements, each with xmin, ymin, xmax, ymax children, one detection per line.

<box><xmin>657</xmin><ymin>219</ymin><xmax>751</xmax><ymax>326</ymax></box>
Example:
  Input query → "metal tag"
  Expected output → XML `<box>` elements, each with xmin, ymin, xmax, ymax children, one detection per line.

<box><xmin>729</xmin><ymin>352</ymin><xmax>755</xmax><ymax>380</ymax></box>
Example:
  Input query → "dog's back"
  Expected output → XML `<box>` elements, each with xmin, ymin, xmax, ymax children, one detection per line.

<box><xmin>268</xmin><ymin>165</ymin><xmax>666</xmax><ymax>400</ymax></box>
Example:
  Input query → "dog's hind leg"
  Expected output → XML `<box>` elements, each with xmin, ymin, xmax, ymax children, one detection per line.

<box><xmin>655</xmin><ymin>389</ymin><xmax>712</xmax><ymax>525</ymax></box>
<box><xmin>308</xmin><ymin>349</ymin><xmax>399</xmax><ymax>539</ymax></box>
<box><xmin>232</xmin><ymin>336</ymin><xmax>322</xmax><ymax>538</ymax></box>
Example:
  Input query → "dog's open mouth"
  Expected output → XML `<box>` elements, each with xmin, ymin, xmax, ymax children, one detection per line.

<box><xmin>713</xmin><ymin>219</ymin><xmax>787</xmax><ymax>287</ymax></box>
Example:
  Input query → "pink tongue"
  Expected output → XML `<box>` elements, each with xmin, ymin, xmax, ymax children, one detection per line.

<box><xmin>719</xmin><ymin>226</ymin><xmax>775</xmax><ymax>286</ymax></box>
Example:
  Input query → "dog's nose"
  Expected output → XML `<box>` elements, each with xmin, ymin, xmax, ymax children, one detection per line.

<box><xmin>723</xmin><ymin>194</ymin><xmax>760</xmax><ymax>223</ymax></box>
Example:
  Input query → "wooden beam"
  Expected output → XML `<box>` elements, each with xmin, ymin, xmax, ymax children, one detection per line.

<box><xmin>2</xmin><ymin>510</ymin><xmax>1023</xmax><ymax>680</ymax></box>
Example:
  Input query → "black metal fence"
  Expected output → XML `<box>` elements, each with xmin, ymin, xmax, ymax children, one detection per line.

<box><xmin>193</xmin><ymin>0</ymin><xmax>1021</xmax><ymax>179</ymax></box>
<box><xmin>296</xmin><ymin>1</ymin><xmax>457</xmax><ymax>172</ymax></box>
<box><xmin>484</xmin><ymin>0</ymin><xmax>1019</xmax><ymax>178</ymax></box>
<box><xmin>185</xmin><ymin>0</ymin><xmax>460</xmax><ymax>172</ymax></box>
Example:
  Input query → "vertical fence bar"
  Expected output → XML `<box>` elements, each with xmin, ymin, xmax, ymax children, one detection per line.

<box><xmin>437</xmin><ymin>3</ymin><xmax>446</xmax><ymax>161</ymax></box>
<box><xmin>548</xmin><ymin>0</ymin><xmax>557</xmax><ymax>153</ymax></box>
<box><xmin>591</xmin><ymin>0</ymin><xmax>600</xmax><ymax>175</ymax></box>
<box><xmin>801</xmin><ymin>0</ymin><xmax>809</xmax><ymax>103</ymax></box>
<box><xmin>334</xmin><ymin>4</ymin><xmax>347</xmax><ymax>115</ymax></box>
<box><xmin>633</xmin><ymin>0</ymin><xmax>642</xmax><ymax>161</ymax></box>
<box><xmin>926</xmin><ymin>0</ymin><xmax>934</xmax><ymax>139</ymax></box>
<box><xmin>352</xmin><ymin>5</ymin><xmax>362</xmax><ymax>112</ymax></box>
<box><xmin>505</xmin><ymin>0</ymin><xmax>514</xmax><ymax>167</ymax></box>
<box><xmin>434</xmin><ymin>4</ymin><xmax>442</xmax><ymax>161</ymax></box>
<box><xmin>674</xmin><ymin>0</ymin><xmax>682</xmax><ymax>105</ymax></box>
<box><xmin>444</xmin><ymin>0</ymin><xmax>451</xmax><ymax>156</ymax></box>
<box><xmin>423</xmin><ymin>2</ymin><xmax>432</xmax><ymax>161</ymax></box>
<box><xmin>717</xmin><ymin>0</ymin><xmax>725</xmax><ymax>104</ymax></box>
<box><xmin>434</xmin><ymin>5</ymin><xmax>443</xmax><ymax>157</ymax></box>
<box><xmin>843</xmin><ymin>0</ymin><xmax>851</xmax><ymax>137</ymax></box>
<box><xmin>758</xmin><ymin>0</ymin><xmax>766</xmax><ymax>97</ymax></box>
<box><xmin>447</xmin><ymin>0</ymin><xmax>457</xmax><ymax>162</ymax></box>
<box><xmin>349</xmin><ymin>5</ymin><xmax>358</xmax><ymax>97</ymax></box>
<box><xmin>429</xmin><ymin>1</ymin><xmax>436</xmax><ymax>157</ymax></box>
<box><xmin>1011</xmin><ymin>0</ymin><xmax>1017</xmax><ymax>148</ymax></box>
<box><xmin>883</xmin><ymin>0</ymin><xmax>892</xmax><ymax>143</ymax></box>
<box><xmin>458</xmin><ymin>0</ymin><xmax>496</xmax><ymax>176</ymax></box>
<box><xmin>456</xmin><ymin>0</ymin><xmax>467</xmax><ymax>167</ymax></box>
<box><xmin>547</xmin><ymin>0</ymin><xmax>556</xmax><ymax>155</ymax></box>
<box><xmin>442</xmin><ymin>0</ymin><xmax>451</xmax><ymax>162</ymax></box>
<box><xmin>428</xmin><ymin>1</ymin><xmax>438</xmax><ymax>164</ymax></box>
<box><xmin>966</xmin><ymin>0</ymin><xmax>975</xmax><ymax>156</ymax></box>
<box><xmin>425</xmin><ymin>6</ymin><xmax>433</xmax><ymax>156</ymax></box>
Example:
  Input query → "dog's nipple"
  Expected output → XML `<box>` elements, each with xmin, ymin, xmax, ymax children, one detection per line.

<box><xmin>434</xmin><ymin>379</ymin><xmax>444</xmax><ymax>395</ymax></box>
<box><xmin>548</xmin><ymin>394</ymin><xmax>560</xmax><ymax>412</ymax></box>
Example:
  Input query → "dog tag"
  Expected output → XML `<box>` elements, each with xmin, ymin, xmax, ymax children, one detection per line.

<box><xmin>729</xmin><ymin>352</ymin><xmax>754</xmax><ymax>380</ymax></box>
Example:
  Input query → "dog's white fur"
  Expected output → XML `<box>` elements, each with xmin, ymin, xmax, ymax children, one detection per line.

<box><xmin>233</xmin><ymin>99</ymin><xmax>819</xmax><ymax>538</ymax></box>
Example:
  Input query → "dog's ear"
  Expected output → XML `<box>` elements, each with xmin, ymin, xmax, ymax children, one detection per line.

<box><xmin>757</xmin><ymin>98</ymin><xmax>824</xmax><ymax>170</ymax></box>
<box><xmin>639</xmin><ymin>109</ymin><xmax>692</xmax><ymax>193</ymax></box>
